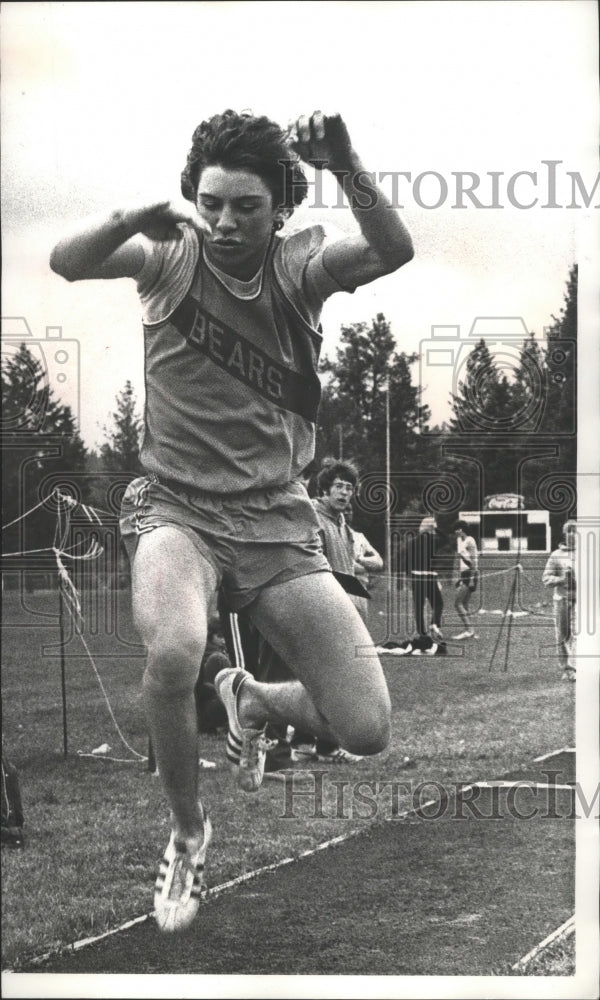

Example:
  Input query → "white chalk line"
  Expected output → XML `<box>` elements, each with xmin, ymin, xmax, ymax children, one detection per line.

<box><xmin>511</xmin><ymin>914</ymin><xmax>575</xmax><ymax>971</ymax></box>
<box><xmin>5</xmin><ymin>822</ymin><xmax>368</xmax><ymax>972</ymax></box>
<box><xmin>534</xmin><ymin>746</ymin><xmax>575</xmax><ymax>762</ymax></box>
<box><xmin>8</xmin><ymin>746</ymin><xmax>574</xmax><ymax>973</ymax></box>
<box><xmin>509</xmin><ymin>746</ymin><xmax>576</xmax><ymax>972</ymax></box>
<box><xmin>460</xmin><ymin>781</ymin><xmax>574</xmax><ymax>792</ymax></box>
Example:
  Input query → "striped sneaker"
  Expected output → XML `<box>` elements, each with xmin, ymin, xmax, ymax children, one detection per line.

<box><xmin>154</xmin><ymin>813</ymin><xmax>212</xmax><ymax>933</ymax></box>
<box><xmin>214</xmin><ymin>667</ymin><xmax>268</xmax><ymax>792</ymax></box>
<box><xmin>315</xmin><ymin>747</ymin><xmax>364</xmax><ymax>763</ymax></box>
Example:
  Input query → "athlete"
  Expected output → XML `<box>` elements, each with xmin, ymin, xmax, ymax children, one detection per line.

<box><xmin>50</xmin><ymin>109</ymin><xmax>414</xmax><ymax>932</ymax></box>
<box><xmin>452</xmin><ymin>520</ymin><xmax>479</xmax><ymax>640</ymax></box>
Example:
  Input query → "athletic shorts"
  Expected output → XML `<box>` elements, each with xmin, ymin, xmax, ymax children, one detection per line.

<box><xmin>458</xmin><ymin>569</ymin><xmax>479</xmax><ymax>592</ymax></box>
<box><xmin>119</xmin><ymin>474</ymin><xmax>331</xmax><ymax>610</ymax></box>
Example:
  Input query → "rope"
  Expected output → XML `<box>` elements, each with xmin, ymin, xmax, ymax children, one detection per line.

<box><xmin>1</xmin><ymin>495</ymin><xmax>51</xmax><ymax>530</ymax></box>
<box><xmin>2</xmin><ymin>490</ymin><xmax>147</xmax><ymax>764</ymax></box>
<box><xmin>67</xmin><ymin>618</ymin><xmax>146</xmax><ymax>761</ymax></box>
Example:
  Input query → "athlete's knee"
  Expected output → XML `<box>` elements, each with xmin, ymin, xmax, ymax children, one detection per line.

<box><xmin>143</xmin><ymin>627</ymin><xmax>206</xmax><ymax>696</ymax></box>
<box><xmin>336</xmin><ymin>693</ymin><xmax>392</xmax><ymax>756</ymax></box>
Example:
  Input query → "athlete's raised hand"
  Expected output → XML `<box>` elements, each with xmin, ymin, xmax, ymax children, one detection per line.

<box><xmin>138</xmin><ymin>200</ymin><xmax>212</xmax><ymax>242</ymax></box>
<box><xmin>50</xmin><ymin>199</ymin><xmax>211</xmax><ymax>283</ymax></box>
<box><xmin>288</xmin><ymin>111</ymin><xmax>354</xmax><ymax>171</ymax></box>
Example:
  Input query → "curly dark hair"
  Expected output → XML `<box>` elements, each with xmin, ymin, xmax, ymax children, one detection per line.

<box><xmin>180</xmin><ymin>110</ymin><xmax>308</xmax><ymax>211</ymax></box>
<box><xmin>317</xmin><ymin>461</ymin><xmax>360</xmax><ymax>495</ymax></box>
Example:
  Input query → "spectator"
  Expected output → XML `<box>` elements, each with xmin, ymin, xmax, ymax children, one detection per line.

<box><xmin>345</xmin><ymin>507</ymin><xmax>384</xmax><ymax>624</ymax></box>
<box><xmin>452</xmin><ymin>520</ymin><xmax>479</xmax><ymax>640</ymax></box>
<box><xmin>398</xmin><ymin>516</ymin><xmax>445</xmax><ymax>641</ymax></box>
<box><xmin>542</xmin><ymin>520</ymin><xmax>577</xmax><ymax>681</ymax></box>
<box><xmin>292</xmin><ymin>462</ymin><xmax>365</xmax><ymax>764</ymax></box>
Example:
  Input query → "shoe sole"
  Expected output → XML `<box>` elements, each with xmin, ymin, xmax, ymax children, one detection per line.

<box><xmin>315</xmin><ymin>754</ymin><xmax>364</xmax><ymax>763</ymax></box>
<box><xmin>215</xmin><ymin>669</ymin><xmax>267</xmax><ymax>792</ymax></box>
<box><xmin>290</xmin><ymin>749</ymin><xmax>318</xmax><ymax>763</ymax></box>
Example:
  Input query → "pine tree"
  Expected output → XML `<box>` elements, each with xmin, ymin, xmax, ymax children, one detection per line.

<box><xmin>316</xmin><ymin>313</ymin><xmax>434</xmax><ymax>549</ymax></box>
<box><xmin>519</xmin><ymin>265</ymin><xmax>577</xmax><ymax>530</ymax></box>
<box><xmin>99</xmin><ymin>381</ymin><xmax>143</xmax><ymax>475</ymax></box>
<box><xmin>444</xmin><ymin>266</ymin><xmax>578</xmax><ymax>519</ymax></box>
<box><xmin>511</xmin><ymin>333</ymin><xmax>547</xmax><ymax>436</ymax></box>
<box><xmin>318</xmin><ymin>313</ymin><xmax>431</xmax><ymax>475</ymax></box>
<box><xmin>2</xmin><ymin>342</ymin><xmax>88</xmax><ymax>564</ymax></box>
<box><xmin>543</xmin><ymin>264</ymin><xmax>576</xmax><ymax>460</ymax></box>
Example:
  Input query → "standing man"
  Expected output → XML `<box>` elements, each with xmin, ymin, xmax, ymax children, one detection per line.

<box><xmin>542</xmin><ymin>520</ymin><xmax>577</xmax><ymax>681</ymax></box>
<box><xmin>452</xmin><ymin>520</ymin><xmax>479</xmax><ymax>640</ymax></box>
<box><xmin>50</xmin><ymin>109</ymin><xmax>414</xmax><ymax>932</ymax></box>
<box><xmin>398</xmin><ymin>516</ymin><xmax>445</xmax><ymax>641</ymax></box>
<box><xmin>298</xmin><ymin>461</ymin><xmax>366</xmax><ymax>763</ymax></box>
<box><xmin>348</xmin><ymin>513</ymin><xmax>384</xmax><ymax>624</ymax></box>
<box><xmin>313</xmin><ymin>462</ymin><xmax>359</xmax><ymax>579</ymax></box>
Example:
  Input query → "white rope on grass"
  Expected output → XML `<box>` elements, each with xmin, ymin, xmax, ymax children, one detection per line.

<box><xmin>76</xmin><ymin>752</ymin><xmax>147</xmax><ymax>764</ymax></box>
<box><xmin>67</xmin><ymin>622</ymin><xmax>148</xmax><ymax>763</ymax></box>
<box><xmin>2</xmin><ymin>489</ymin><xmax>147</xmax><ymax>764</ymax></box>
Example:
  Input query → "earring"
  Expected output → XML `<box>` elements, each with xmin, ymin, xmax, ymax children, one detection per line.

<box><xmin>273</xmin><ymin>218</ymin><xmax>284</xmax><ymax>232</ymax></box>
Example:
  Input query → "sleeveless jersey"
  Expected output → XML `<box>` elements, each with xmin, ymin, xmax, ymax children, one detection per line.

<box><xmin>137</xmin><ymin>226</ymin><xmax>340</xmax><ymax>494</ymax></box>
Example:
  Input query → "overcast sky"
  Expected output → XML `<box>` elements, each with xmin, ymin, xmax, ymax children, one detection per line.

<box><xmin>1</xmin><ymin>0</ymin><xmax>598</xmax><ymax>448</ymax></box>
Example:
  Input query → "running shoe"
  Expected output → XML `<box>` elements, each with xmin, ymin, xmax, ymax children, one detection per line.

<box><xmin>213</xmin><ymin>667</ymin><xmax>268</xmax><ymax>792</ymax></box>
<box><xmin>430</xmin><ymin>624</ymin><xmax>444</xmax><ymax>641</ymax></box>
<box><xmin>452</xmin><ymin>630</ymin><xmax>475</xmax><ymax>640</ymax></box>
<box><xmin>154</xmin><ymin>812</ymin><xmax>212</xmax><ymax>933</ymax></box>
<box><xmin>316</xmin><ymin>747</ymin><xmax>364</xmax><ymax>763</ymax></box>
<box><xmin>290</xmin><ymin>741</ymin><xmax>318</xmax><ymax>762</ymax></box>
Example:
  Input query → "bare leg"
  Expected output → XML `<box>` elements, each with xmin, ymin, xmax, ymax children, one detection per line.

<box><xmin>131</xmin><ymin>527</ymin><xmax>218</xmax><ymax>839</ymax></box>
<box><xmin>240</xmin><ymin>572</ymin><xmax>391</xmax><ymax>756</ymax></box>
<box><xmin>554</xmin><ymin>599</ymin><xmax>570</xmax><ymax>670</ymax></box>
<box><xmin>454</xmin><ymin>582</ymin><xmax>472</xmax><ymax>631</ymax></box>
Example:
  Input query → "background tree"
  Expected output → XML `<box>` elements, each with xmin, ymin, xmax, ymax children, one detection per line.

<box><xmin>443</xmin><ymin>338</ymin><xmax>521</xmax><ymax>507</ymax></box>
<box><xmin>318</xmin><ymin>314</ymin><xmax>431</xmax><ymax>467</ymax></box>
<box><xmin>99</xmin><ymin>380</ymin><xmax>143</xmax><ymax>475</ymax></box>
<box><xmin>2</xmin><ymin>343</ymin><xmax>88</xmax><ymax>576</ymax></box>
<box><xmin>542</xmin><ymin>264</ymin><xmax>576</xmax><ymax>467</ymax></box>
<box><xmin>442</xmin><ymin>266</ymin><xmax>577</xmax><ymax>533</ymax></box>
<box><xmin>519</xmin><ymin>264</ymin><xmax>577</xmax><ymax>538</ymax></box>
<box><xmin>317</xmin><ymin>313</ymin><xmax>435</xmax><ymax>549</ymax></box>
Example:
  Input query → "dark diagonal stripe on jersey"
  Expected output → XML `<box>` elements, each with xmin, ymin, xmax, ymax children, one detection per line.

<box><xmin>169</xmin><ymin>295</ymin><xmax>321</xmax><ymax>422</ymax></box>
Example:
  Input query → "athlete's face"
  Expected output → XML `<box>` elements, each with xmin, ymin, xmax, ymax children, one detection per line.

<box><xmin>196</xmin><ymin>166</ymin><xmax>281</xmax><ymax>280</ymax></box>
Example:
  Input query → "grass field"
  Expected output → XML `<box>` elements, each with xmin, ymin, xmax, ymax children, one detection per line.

<box><xmin>1</xmin><ymin>556</ymin><xmax>576</xmax><ymax>972</ymax></box>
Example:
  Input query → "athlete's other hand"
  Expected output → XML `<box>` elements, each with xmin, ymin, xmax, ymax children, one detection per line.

<box><xmin>137</xmin><ymin>200</ymin><xmax>212</xmax><ymax>242</ymax></box>
<box><xmin>288</xmin><ymin>111</ymin><xmax>354</xmax><ymax>171</ymax></box>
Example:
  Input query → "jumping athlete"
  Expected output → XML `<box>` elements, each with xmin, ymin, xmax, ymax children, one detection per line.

<box><xmin>50</xmin><ymin>109</ymin><xmax>414</xmax><ymax>932</ymax></box>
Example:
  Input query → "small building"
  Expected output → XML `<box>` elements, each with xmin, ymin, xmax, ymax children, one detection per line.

<box><xmin>459</xmin><ymin>494</ymin><xmax>551</xmax><ymax>552</ymax></box>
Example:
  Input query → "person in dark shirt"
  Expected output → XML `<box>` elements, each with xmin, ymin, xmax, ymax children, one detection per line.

<box><xmin>398</xmin><ymin>516</ymin><xmax>445</xmax><ymax>640</ymax></box>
